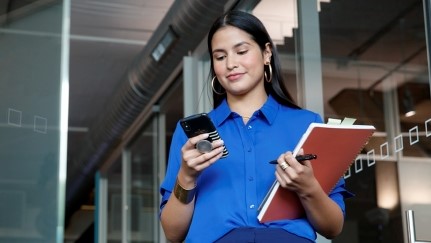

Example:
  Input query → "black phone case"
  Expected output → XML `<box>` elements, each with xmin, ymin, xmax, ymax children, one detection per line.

<box><xmin>180</xmin><ymin>113</ymin><xmax>229</xmax><ymax>158</ymax></box>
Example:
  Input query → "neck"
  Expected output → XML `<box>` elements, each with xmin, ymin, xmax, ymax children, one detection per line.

<box><xmin>227</xmin><ymin>91</ymin><xmax>268</xmax><ymax>118</ymax></box>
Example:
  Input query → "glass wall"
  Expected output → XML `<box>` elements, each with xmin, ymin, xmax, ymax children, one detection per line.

<box><xmin>256</xmin><ymin>0</ymin><xmax>431</xmax><ymax>242</ymax></box>
<box><xmin>0</xmin><ymin>1</ymin><xmax>69</xmax><ymax>242</ymax></box>
<box><xmin>319</xmin><ymin>1</ymin><xmax>430</xmax><ymax>242</ymax></box>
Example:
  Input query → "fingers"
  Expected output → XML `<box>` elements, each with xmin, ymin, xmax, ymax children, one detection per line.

<box><xmin>188</xmin><ymin>144</ymin><xmax>224</xmax><ymax>171</ymax></box>
<box><xmin>182</xmin><ymin>133</ymin><xmax>225</xmax><ymax>171</ymax></box>
<box><xmin>298</xmin><ymin>148</ymin><xmax>304</xmax><ymax>156</ymax></box>
<box><xmin>186</xmin><ymin>133</ymin><xmax>210</xmax><ymax>149</ymax></box>
<box><xmin>196</xmin><ymin>140</ymin><xmax>213</xmax><ymax>153</ymax></box>
<box><xmin>275</xmin><ymin>171</ymin><xmax>291</xmax><ymax>187</ymax></box>
<box><xmin>279</xmin><ymin>161</ymin><xmax>289</xmax><ymax>170</ymax></box>
<box><xmin>186</xmin><ymin>133</ymin><xmax>224</xmax><ymax>153</ymax></box>
<box><xmin>275</xmin><ymin>151</ymin><xmax>304</xmax><ymax>181</ymax></box>
<box><xmin>275</xmin><ymin>150</ymin><xmax>316</xmax><ymax>191</ymax></box>
<box><xmin>276</xmin><ymin>152</ymin><xmax>296</xmax><ymax>171</ymax></box>
<box><xmin>280</xmin><ymin>151</ymin><xmax>307</xmax><ymax>170</ymax></box>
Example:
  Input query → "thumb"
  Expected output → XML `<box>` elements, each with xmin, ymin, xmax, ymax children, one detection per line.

<box><xmin>298</xmin><ymin>148</ymin><xmax>304</xmax><ymax>155</ymax></box>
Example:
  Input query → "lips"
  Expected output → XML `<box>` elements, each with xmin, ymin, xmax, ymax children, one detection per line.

<box><xmin>226</xmin><ymin>73</ymin><xmax>243</xmax><ymax>81</ymax></box>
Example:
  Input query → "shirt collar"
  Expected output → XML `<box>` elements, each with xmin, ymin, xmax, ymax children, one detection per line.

<box><xmin>259</xmin><ymin>95</ymin><xmax>279</xmax><ymax>124</ymax></box>
<box><xmin>212</xmin><ymin>95</ymin><xmax>280</xmax><ymax>126</ymax></box>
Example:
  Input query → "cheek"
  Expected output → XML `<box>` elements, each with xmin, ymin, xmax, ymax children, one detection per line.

<box><xmin>243</xmin><ymin>53</ymin><xmax>265</xmax><ymax>69</ymax></box>
<box><xmin>245</xmin><ymin>55</ymin><xmax>265</xmax><ymax>69</ymax></box>
<box><xmin>212</xmin><ymin>62</ymin><xmax>224</xmax><ymax>76</ymax></box>
<box><xmin>245</xmin><ymin>59</ymin><xmax>264</xmax><ymax>76</ymax></box>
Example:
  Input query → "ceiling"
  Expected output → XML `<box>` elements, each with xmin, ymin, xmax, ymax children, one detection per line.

<box><xmin>2</xmin><ymin>0</ymin><xmax>431</xmax><ymax>242</ymax></box>
<box><xmin>68</xmin><ymin>0</ymin><xmax>174</xmax><ymax>153</ymax></box>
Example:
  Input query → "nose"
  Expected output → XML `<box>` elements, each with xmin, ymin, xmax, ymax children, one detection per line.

<box><xmin>226</xmin><ymin>56</ymin><xmax>238</xmax><ymax>70</ymax></box>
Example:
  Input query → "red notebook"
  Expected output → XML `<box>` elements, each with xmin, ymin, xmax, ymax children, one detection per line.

<box><xmin>257</xmin><ymin>122</ymin><xmax>375</xmax><ymax>223</ymax></box>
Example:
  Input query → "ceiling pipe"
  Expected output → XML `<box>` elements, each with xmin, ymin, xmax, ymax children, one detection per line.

<box><xmin>64</xmin><ymin>0</ymin><xmax>230</xmax><ymax>224</ymax></box>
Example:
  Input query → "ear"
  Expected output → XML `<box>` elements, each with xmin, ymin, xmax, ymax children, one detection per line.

<box><xmin>264</xmin><ymin>43</ymin><xmax>272</xmax><ymax>64</ymax></box>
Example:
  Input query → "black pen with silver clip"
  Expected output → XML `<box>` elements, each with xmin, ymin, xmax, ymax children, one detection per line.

<box><xmin>269</xmin><ymin>154</ymin><xmax>317</xmax><ymax>164</ymax></box>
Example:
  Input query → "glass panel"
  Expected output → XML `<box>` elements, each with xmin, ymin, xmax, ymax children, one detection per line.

<box><xmin>128</xmin><ymin>116</ymin><xmax>158</xmax><ymax>242</ymax></box>
<box><xmin>317</xmin><ymin>0</ymin><xmax>431</xmax><ymax>242</ymax></box>
<box><xmin>126</xmin><ymin>75</ymin><xmax>183</xmax><ymax>243</ymax></box>
<box><xmin>0</xmin><ymin>1</ymin><xmax>68</xmax><ymax>242</ymax></box>
<box><xmin>256</xmin><ymin>0</ymin><xmax>431</xmax><ymax>242</ymax></box>
<box><xmin>160</xmin><ymin>77</ymin><xmax>184</xmax><ymax>150</ymax></box>
<box><xmin>107</xmin><ymin>158</ymin><xmax>122</xmax><ymax>243</ymax></box>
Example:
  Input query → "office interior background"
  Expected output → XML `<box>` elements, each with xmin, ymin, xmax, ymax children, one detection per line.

<box><xmin>0</xmin><ymin>0</ymin><xmax>431</xmax><ymax>242</ymax></box>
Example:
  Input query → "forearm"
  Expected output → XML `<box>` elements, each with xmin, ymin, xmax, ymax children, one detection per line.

<box><xmin>160</xmin><ymin>194</ymin><xmax>195</xmax><ymax>242</ymax></box>
<box><xmin>161</xmin><ymin>170</ymin><xmax>198</xmax><ymax>242</ymax></box>
<box><xmin>298</xmin><ymin>181</ymin><xmax>344</xmax><ymax>238</ymax></box>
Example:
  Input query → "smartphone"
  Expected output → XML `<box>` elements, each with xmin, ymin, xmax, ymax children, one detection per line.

<box><xmin>180</xmin><ymin>113</ymin><xmax>229</xmax><ymax>158</ymax></box>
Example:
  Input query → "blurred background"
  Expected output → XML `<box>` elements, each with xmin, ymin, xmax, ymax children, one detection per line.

<box><xmin>0</xmin><ymin>0</ymin><xmax>430</xmax><ymax>242</ymax></box>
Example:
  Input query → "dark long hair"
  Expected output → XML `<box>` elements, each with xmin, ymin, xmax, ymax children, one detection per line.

<box><xmin>207</xmin><ymin>10</ymin><xmax>300</xmax><ymax>109</ymax></box>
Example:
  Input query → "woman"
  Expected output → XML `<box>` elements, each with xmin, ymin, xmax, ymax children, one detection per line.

<box><xmin>159</xmin><ymin>10</ymin><xmax>350</xmax><ymax>243</ymax></box>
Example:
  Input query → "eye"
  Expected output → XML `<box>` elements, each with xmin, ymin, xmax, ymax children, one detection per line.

<box><xmin>214</xmin><ymin>55</ymin><xmax>226</xmax><ymax>61</ymax></box>
<box><xmin>238</xmin><ymin>50</ymin><xmax>248</xmax><ymax>55</ymax></box>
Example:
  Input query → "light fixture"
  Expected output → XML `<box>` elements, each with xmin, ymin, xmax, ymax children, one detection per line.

<box><xmin>376</xmin><ymin>161</ymin><xmax>400</xmax><ymax>210</ymax></box>
<box><xmin>402</xmin><ymin>89</ymin><xmax>416</xmax><ymax>117</ymax></box>
<box><xmin>151</xmin><ymin>26</ymin><xmax>178</xmax><ymax>62</ymax></box>
<box><xmin>405</xmin><ymin>110</ymin><xmax>416</xmax><ymax>117</ymax></box>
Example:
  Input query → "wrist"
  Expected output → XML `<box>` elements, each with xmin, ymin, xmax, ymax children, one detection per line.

<box><xmin>173</xmin><ymin>178</ymin><xmax>196</xmax><ymax>204</ymax></box>
<box><xmin>297</xmin><ymin>178</ymin><xmax>321</xmax><ymax>198</ymax></box>
<box><xmin>177</xmin><ymin>168</ymin><xmax>197</xmax><ymax>188</ymax></box>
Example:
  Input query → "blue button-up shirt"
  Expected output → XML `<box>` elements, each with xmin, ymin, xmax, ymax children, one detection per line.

<box><xmin>160</xmin><ymin>95</ymin><xmax>349</xmax><ymax>242</ymax></box>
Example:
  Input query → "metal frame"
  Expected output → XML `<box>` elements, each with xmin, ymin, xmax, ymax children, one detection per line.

<box><xmin>57</xmin><ymin>0</ymin><xmax>71</xmax><ymax>241</ymax></box>
<box><xmin>95</xmin><ymin>172</ymin><xmax>107</xmax><ymax>243</ymax></box>
<box><xmin>423</xmin><ymin>0</ymin><xmax>431</xmax><ymax>94</ymax></box>
<box><xmin>407</xmin><ymin>1</ymin><xmax>431</xmax><ymax>242</ymax></box>
<box><xmin>296</xmin><ymin>0</ymin><xmax>324</xmax><ymax>115</ymax></box>
<box><xmin>122</xmin><ymin>150</ymin><xmax>131</xmax><ymax>243</ymax></box>
<box><xmin>406</xmin><ymin>210</ymin><xmax>431</xmax><ymax>243</ymax></box>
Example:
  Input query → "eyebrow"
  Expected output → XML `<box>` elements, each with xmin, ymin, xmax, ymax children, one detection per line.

<box><xmin>212</xmin><ymin>41</ymin><xmax>251</xmax><ymax>54</ymax></box>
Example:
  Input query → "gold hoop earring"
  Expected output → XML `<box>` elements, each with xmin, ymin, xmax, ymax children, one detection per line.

<box><xmin>264</xmin><ymin>63</ymin><xmax>273</xmax><ymax>83</ymax></box>
<box><xmin>211</xmin><ymin>76</ymin><xmax>225</xmax><ymax>95</ymax></box>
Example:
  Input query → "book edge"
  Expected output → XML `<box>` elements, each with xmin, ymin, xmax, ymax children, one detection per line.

<box><xmin>257</xmin><ymin>181</ymin><xmax>280</xmax><ymax>221</ymax></box>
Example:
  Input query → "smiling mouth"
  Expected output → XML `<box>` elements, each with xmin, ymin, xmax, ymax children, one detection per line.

<box><xmin>227</xmin><ymin>73</ymin><xmax>243</xmax><ymax>81</ymax></box>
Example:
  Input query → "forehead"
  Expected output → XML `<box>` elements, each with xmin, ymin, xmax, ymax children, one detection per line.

<box><xmin>211</xmin><ymin>26</ymin><xmax>256</xmax><ymax>50</ymax></box>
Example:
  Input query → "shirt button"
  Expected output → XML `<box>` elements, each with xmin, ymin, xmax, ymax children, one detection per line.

<box><xmin>250</xmin><ymin>204</ymin><xmax>255</xmax><ymax>209</ymax></box>
<box><xmin>248</xmin><ymin>125</ymin><xmax>252</xmax><ymax>129</ymax></box>
<box><xmin>248</xmin><ymin>176</ymin><xmax>254</xmax><ymax>181</ymax></box>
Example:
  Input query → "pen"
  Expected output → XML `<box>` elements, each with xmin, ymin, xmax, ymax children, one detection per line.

<box><xmin>269</xmin><ymin>154</ymin><xmax>317</xmax><ymax>164</ymax></box>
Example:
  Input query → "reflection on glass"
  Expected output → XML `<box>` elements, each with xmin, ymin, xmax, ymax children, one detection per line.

<box><xmin>0</xmin><ymin>1</ymin><xmax>67</xmax><ymax>242</ymax></box>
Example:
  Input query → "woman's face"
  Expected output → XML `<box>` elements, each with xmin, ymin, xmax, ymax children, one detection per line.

<box><xmin>211</xmin><ymin>26</ymin><xmax>271</xmax><ymax>97</ymax></box>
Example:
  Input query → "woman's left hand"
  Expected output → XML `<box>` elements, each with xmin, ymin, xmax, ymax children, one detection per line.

<box><xmin>274</xmin><ymin>149</ymin><xmax>344</xmax><ymax>237</ymax></box>
<box><xmin>274</xmin><ymin>149</ymin><xmax>319</xmax><ymax>197</ymax></box>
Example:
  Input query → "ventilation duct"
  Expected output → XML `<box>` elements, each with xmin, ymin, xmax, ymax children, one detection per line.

<box><xmin>64</xmin><ymin>0</ymin><xmax>230</xmax><ymax>223</ymax></box>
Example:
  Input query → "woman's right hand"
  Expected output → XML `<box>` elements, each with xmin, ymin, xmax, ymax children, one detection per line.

<box><xmin>178</xmin><ymin>133</ymin><xmax>225</xmax><ymax>184</ymax></box>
